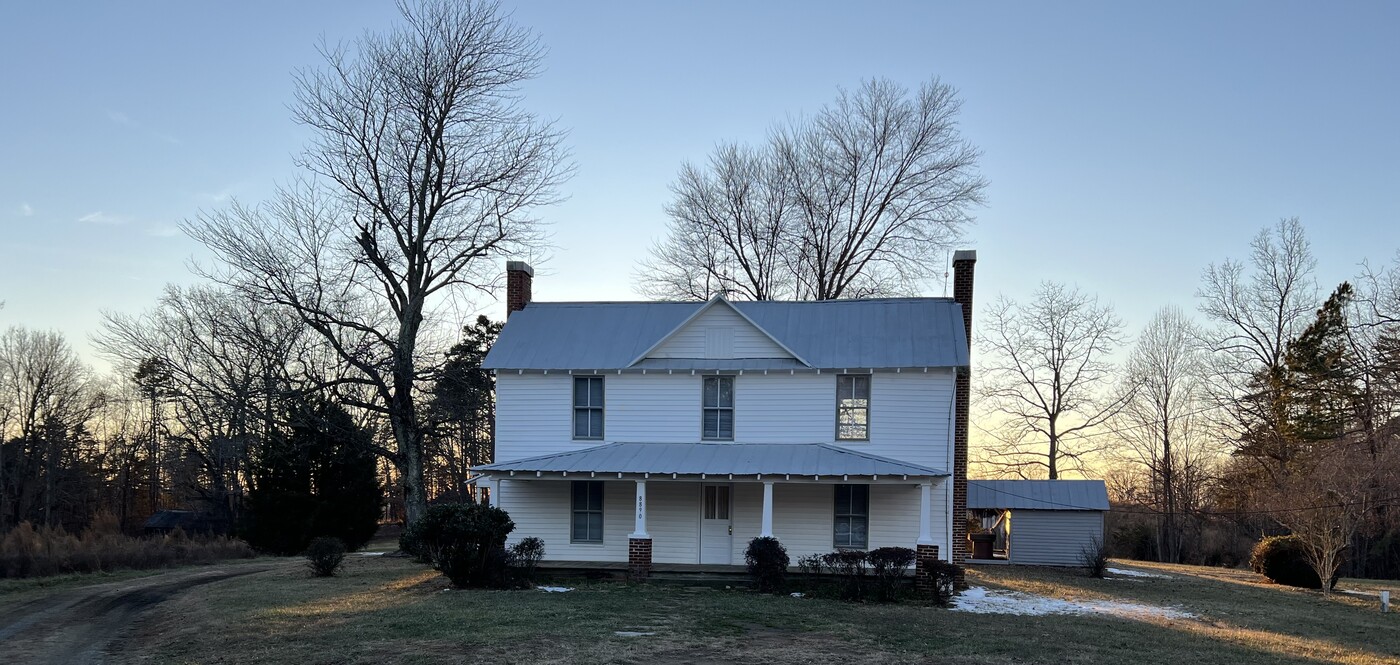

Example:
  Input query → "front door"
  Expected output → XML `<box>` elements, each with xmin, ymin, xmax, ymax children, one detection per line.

<box><xmin>699</xmin><ymin>484</ymin><xmax>732</xmax><ymax>564</ymax></box>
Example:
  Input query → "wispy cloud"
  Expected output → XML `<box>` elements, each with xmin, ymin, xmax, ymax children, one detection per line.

<box><xmin>106</xmin><ymin>109</ymin><xmax>179</xmax><ymax>145</ymax></box>
<box><xmin>145</xmin><ymin>225</ymin><xmax>180</xmax><ymax>238</ymax></box>
<box><xmin>18</xmin><ymin>203</ymin><xmax>33</xmax><ymax>216</ymax></box>
<box><xmin>79</xmin><ymin>211</ymin><xmax>130</xmax><ymax>225</ymax></box>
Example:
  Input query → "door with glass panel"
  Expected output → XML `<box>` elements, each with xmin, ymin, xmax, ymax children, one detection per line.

<box><xmin>699</xmin><ymin>484</ymin><xmax>733</xmax><ymax>564</ymax></box>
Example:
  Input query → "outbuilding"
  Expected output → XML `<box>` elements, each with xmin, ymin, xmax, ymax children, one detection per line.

<box><xmin>966</xmin><ymin>480</ymin><xmax>1109</xmax><ymax>567</ymax></box>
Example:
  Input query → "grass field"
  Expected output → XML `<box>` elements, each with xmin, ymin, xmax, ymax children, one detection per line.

<box><xmin>86</xmin><ymin>555</ymin><xmax>1398</xmax><ymax>665</ymax></box>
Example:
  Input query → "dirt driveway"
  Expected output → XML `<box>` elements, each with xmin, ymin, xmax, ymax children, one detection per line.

<box><xmin>0</xmin><ymin>564</ymin><xmax>276</xmax><ymax>664</ymax></box>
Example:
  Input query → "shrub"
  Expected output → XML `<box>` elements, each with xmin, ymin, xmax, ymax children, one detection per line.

<box><xmin>744</xmin><ymin>537</ymin><xmax>790</xmax><ymax>593</ymax></box>
<box><xmin>795</xmin><ymin>553</ymin><xmax>826</xmax><ymax>577</ymax></box>
<box><xmin>1250</xmin><ymin>535</ymin><xmax>1334</xmax><ymax>590</ymax></box>
<box><xmin>924</xmin><ymin>559</ymin><xmax>963</xmax><ymax>606</ymax></box>
<box><xmin>400</xmin><ymin>502</ymin><xmax>471</xmax><ymax>563</ymax></box>
<box><xmin>0</xmin><ymin>520</ymin><xmax>255</xmax><ymax>579</ymax></box>
<box><xmin>305</xmin><ymin>537</ymin><xmax>347</xmax><ymax>577</ymax></box>
<box><xmin>508</xmin><ymin>537</ymin><xmax>546</xmax><ymax>584</ymax></box>
<box><xmin>867</xmin><ymin>546</ymin><xmax>915</xmax><ymax>602</ymax></box>
<box><xmin>822</xmin><ymin>550</ymin><xmax>869</xmax><ymax>601</ymax></box>
<box><xmin>1081</xmin><ymin>536</ymin><xmax>1109</xmax><ymax>578</ymax></box>
<box><xmin>410</xmin><ymin>502</ymin><xmax>516</xmax><ymax>588</ymax></box>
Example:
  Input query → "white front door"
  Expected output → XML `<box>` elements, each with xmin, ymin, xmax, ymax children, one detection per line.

<box><xmin>699</xmin><ymin>484</ymin><xmax>732</xmax><ymax>564</ymax></box>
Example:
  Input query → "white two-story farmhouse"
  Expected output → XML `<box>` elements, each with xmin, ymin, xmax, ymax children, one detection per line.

<box><xmin>475</xmin><ymin>252</ymin><xmax>976</xmax><ymax>579</ymax></box>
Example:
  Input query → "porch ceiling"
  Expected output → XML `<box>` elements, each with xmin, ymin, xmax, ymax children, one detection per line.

<box><xmin>475</xmin><ymin>442</ymin><xmax>948</xmax><ymax>479</ymax></box>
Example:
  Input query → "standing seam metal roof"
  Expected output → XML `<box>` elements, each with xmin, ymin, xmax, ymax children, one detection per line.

<box><xmin>475</xmin><ymin>442</ymin><xmax>949</xmax><ymax>477</ymax></box>
<box><xmin>482</xmin><ymin>297</ymin><xmax>969</xmax><ymax>370</ymax></box>
<box><xmin>966</xmin><ymin>480</ymin><xmax>1110</xmax><ymax>511</ymax></box>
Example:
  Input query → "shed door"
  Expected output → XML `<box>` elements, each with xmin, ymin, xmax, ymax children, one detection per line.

<box><xmin>699</xmin><ymin>484</ymin><xmax>732</xmax><ymax>564</ymax></box>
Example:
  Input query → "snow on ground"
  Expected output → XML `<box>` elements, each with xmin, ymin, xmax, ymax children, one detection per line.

<box><xmin>1106</xmin><ymin>567</ymin><xmax>1173</xmax><ymax>579</ymax></box>
<box><xmin>951</xmin><ymin>586</ymin><xmax>1196</xmax><ymax>620</ymax></box>
<box><xmin>538</xmin><ymin>586</ymin><xmax>575</xmax><ymax>593</ymax></box>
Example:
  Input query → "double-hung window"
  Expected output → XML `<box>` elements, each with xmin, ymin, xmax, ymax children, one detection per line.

<box><xmin>571</xmin><ymin>481</ymin><xmax>604</xmax><ymax>543</ymax></box>
<box><xmin>702</xmin><ymin>376</ymin><xmax>734</xmax><ymax>440</ymax></box>
<box><xmin>573</xmin><ymin>376</ymin><xmax>604</xmax><ymax>440</ymax></box>
<box><xmin>833</xmin><ymin>484</ymin><xmax>869</xmax><ymax>549</ymax></box>
<box><xmin>836</xmin><ymin>375</ymin><xmax>871</xmax><ymax>441</ymax></box>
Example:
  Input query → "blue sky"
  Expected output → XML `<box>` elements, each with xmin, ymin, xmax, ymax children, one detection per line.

<box><xmin>2</xmin><ymin>1</ymin><xmax>1398</xmax><ymax>369</ymax></box>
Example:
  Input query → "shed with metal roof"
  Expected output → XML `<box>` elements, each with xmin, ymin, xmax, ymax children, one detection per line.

<box><xmin>965</xmin><ymin>480</ymin><xmax>1108</xmax><ymax>567</ymax></box>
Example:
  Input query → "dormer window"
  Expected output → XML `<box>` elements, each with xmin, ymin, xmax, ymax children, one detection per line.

<box><xmin>702</xmin><ymin>376</ymin><xmax>734</xmax><ymax>440</ymax></box>
<box><xmin>573</xmin><ymin>376</ymin><xmax>604</xmax><ymax>440</ymax></box>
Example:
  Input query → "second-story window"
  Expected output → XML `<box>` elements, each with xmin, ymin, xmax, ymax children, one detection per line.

<box><xmin>837</xmin><ymin>375</ymin><xmax>871</xmax><ymax>440</ymax></box>
<box><xmin>573</xmin><ymin>376</ymin><xmax>604</xmax><ymax>439</ymax></box>
<box><xmin>702</xmin><ymin>376</ymin><xmax>734</xmax><ymax>440</ymax></box>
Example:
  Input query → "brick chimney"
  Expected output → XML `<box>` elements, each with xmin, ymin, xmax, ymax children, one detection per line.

<box><xmin>951</xmin><ymin>249</ymin><xmax>975</xmax><ymax>566</ymax></box>
<box><xmin>506</xmin><ymin>261</ymin><xmax>533</xmax><ymax>318</ymax></box>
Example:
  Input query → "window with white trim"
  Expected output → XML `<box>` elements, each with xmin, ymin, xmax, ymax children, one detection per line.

<box><xmin>834</xmin><ymin>484</ymin><xmax>869</xmax><ymax>549</ymax></box>
<box><xmin>702</xmin><ymin>376</ymin><xmax>734</xmax><ymax>440</ymax></box>
<box><xmin>573</xmin><ymin>376</ymin><xmax>604</xmax><ymax>440</ymax></box>
<box><xmin>571</xmin><ymin>481</ymin><xmax>604</xmax><ymax>543</ymax></box>
<box><xmin>836</xmin><ymin>374</ymin><xmax>871</xmax><ymax>440</ymax></box>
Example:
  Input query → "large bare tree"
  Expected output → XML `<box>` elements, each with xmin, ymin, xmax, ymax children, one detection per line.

<box><xmin>184</xmin><ymin>0</ymin><xmax>568</xmax><ymax>523</ymax></box>
<box><xmin>976</xmin><ymin>282</ymin><xmax>1128</xmax><ymax>479</ymax></box>
<box><xmin>1198</xmin><ymin>218</ymin><xmax>1318</xmax><ymax>479</ymax></box>
<box><xmin>1114</xmin><ymin>306</ymin><xmax>1216</xmax><ymax>562</ymax></box>
<box><xmin>639</xmin><ymin>77</ymin><xmax>985</xmax><ymax>301</ymax></box>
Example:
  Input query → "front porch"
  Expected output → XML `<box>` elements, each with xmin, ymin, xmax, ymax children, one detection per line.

<box><xmin>475</xmin><ymin>442</ymin><xmax>953</xmax><ymax>577</ymax></box>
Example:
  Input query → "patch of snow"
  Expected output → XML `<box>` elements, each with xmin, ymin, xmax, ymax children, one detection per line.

<box><xmin>790</xmin><ymin>592</ymin><xmax>805</xmax><ymax>598</ymax></box>
<box><xmin>538</xmin><ymin>586</ymin><xmax>574</xmax><ymax>593</ymax></box>
<box><xmin>1106</xmin><ymin>567</ymin><xmax>1172</xmax><ymax>579</ymax></box>
<box><xmin>358</xmin><ymin>551</ymin><xmax>386</xmax><ymax>557</ymax></box>
<box><xmin>1338</xmin><ymin>588</ymin><xmax>1380</xmax><ymax>598</ymax></box>
<box><xmin>614</xmin><ymin>631</ymin><xmax>655</xmax><ymax>637</ymax></box>
<box><xmin>950</xmin><ymin>586</ymin><xmax>1196</xmax><ymax>620</ymax></box>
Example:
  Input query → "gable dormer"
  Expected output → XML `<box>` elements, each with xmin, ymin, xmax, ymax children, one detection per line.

<box><xmin>632</xmin><ymin>297</ymin><xmax>803</xmax><ymax>363</ymax></box>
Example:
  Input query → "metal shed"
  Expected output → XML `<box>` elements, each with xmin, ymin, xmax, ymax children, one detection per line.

<box><xmin>966</xmin><ymin>480</ymin><xmax>1109</xmax><ymax>567</ymax></box>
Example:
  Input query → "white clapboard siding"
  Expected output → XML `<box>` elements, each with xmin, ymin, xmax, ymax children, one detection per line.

<box><xmin>1007</xmin><ymin>510</ymin><xmax>1106</xmax><ymax>566</ymax></box>
<box><xmin>499</xmin><ymin>479</ymin><xmax>947</xmax><ymax>565</ymax></box>
<box><xmin>498</xmin><ymin>479</ymin><xmax>634</xmax><ymax>562</ymax></box>
<box><xmin>647</xmin><ymin>482</ymin><xmax>700</xmax><ymax>564</ymax></box>
<box><xmin>494</xmin><ymin>374</ymin><xmax>572</xmax><ymax>462</ymax></box>
<box><xmin>495</xmin><ymin>371</ymin><xmax>954</xmax><ymax>469</ymax></box>
<box><xmin>732</xmin><ymin>373</ymin><xmax>832</xmax><ymax>443</ymax></box>
<box><xmin>606</xmin><ymin>374</ymin><xmax>699</xmax><ymax>443</ymax></box>
<box><xmin>647</xmin><ymin>303</ymin><xmax>793</xmax><ymax>359</ymax></box>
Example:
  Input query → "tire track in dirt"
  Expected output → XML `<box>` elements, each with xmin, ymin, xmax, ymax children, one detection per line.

<box><xmin>0</xmin><ymin>565</ymin><xmax>274</xmax><ymax>664</ymax></box>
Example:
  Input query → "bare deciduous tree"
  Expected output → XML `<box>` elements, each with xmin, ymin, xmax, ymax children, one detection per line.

<box><xmin>183</xmin><ymin>0</ymin><xmax>568</xmax><ymax>523</ymax></box>
<box><xmin>1114</xmin><ymin>306</ymin><xmax>1217</xmax><ymax>562</ymax></box>
<box><xmin>1198</xmin><ymin>217</ymin><xmax>1318</xmax><ymax>479</ymax></box>
<box><xmin>639</xmin><ymin>77</ymin><xmax>985</xmax><ymax>301</ymax></box>
<box><xmin>976</xmin><ymin>282</ymin><xmax>1128</xmax><ymax>479</ymax></box>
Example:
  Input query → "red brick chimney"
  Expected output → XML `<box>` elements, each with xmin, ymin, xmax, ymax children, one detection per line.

<box><xmin>951</xmin><ymin>249</ymin><xmax>975</xmax><ymax>566</ymax></box>
<box><xmin>506</xmin><ymin>261</ymin><xmax>533</xmax><ymax>318</ymax></box>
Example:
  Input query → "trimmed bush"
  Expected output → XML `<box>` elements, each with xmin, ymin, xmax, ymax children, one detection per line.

<box><xmin>924</xmin><ymin>558</ymin><xmax>963</xmax><ymax>606</ymax></box>
<box><xmin>509</xmin><ymin>537</ymin><xmax>546</xmax><ymax>584</ymax></box>
<box><xmin>408</xmin><ymin>502</ymin><xmax>516</xmax><ymax>588</ymax></box>
<box><xmin>822</xmin><ymin>550</ymin><xmax>870</xmax><ymax>601</ymax></box>
<box><xmin>305</xmin><ymin>537</ymin><xmax>346</xmax><ymax>577</ymax></box>
<box><xmin>1081</xmin><ymin>536</ymin><xmax>1109</xmax><ymax>578</ymax></box>
<box><xmin>744</xmin><ymin>537</ymin><xmax>790</xmax><ymax>593</ymax></box>
<box><xmin>1250</xmin><ymin>535</ymin><xmax>1334</xmax><ymax>589</ymax></box>
<box><xmin>867</xmin><ymin>546</ymin><xmax>915</xmax><ymax>602</ymax></box>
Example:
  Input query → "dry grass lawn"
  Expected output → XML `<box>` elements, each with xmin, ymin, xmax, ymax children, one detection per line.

<box><xmin>13</xmin><ymin>555</ymin><xmax>1398</xmax><ymax>664</ymax></box>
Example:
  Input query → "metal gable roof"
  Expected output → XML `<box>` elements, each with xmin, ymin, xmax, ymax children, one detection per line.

<box><xmin>966</xmin><ymin>480</ymin><xmax>1110</xmax><ymax>511</ymax></box>
<box><xmin>476</xmin><ymin>442</ymin><xmax>948</xmax><ymax>478</ymax></box>
<box><xmin>482</xmin><ymin>298</ymin><xmax>969</xmax><ymax>370</ymax></box>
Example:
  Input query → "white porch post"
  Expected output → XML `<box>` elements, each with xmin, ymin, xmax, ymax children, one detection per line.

<box><xmin>917</xmin><ymin>480</ymin><xmax>934</xmax><ymax>546</ymax></box>
<box><xmin>760</xmin><ymin>481</ymin><xmax>775</xmax><ymax>538</ymax></box>
<box><xmin>483</xmin><ymin>477</ymin><xmax>501</xmax><ymax>507</ymax></box>
<box><xmin>629</xmin><ymin>479</ymin><xmax>649</xmax><ymax>539</ymax></box>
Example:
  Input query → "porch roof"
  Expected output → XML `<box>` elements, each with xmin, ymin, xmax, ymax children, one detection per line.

<box><xmin>475</xmin><ymin>442</ymin><xmax>948</xmax><ymax>479</ymax></box>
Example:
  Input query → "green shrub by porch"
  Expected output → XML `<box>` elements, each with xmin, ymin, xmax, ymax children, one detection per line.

<box><xmin>744</xmin><ymin>537</ymin><xmax>790</xmax><ymax>593</ymax></box>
